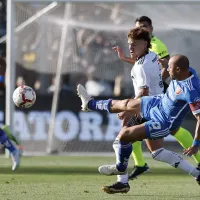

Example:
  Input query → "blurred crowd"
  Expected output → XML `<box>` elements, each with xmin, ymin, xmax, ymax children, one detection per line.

<box><xmin>12</xmin><ymin>3</ymin><xmax>133</xmax><ymax>97</ymax></box>
<box><xmin>1</xmin><ymin>3</ymin><xmax>136</xmax><ymax>98</ymax></box>
<box><xmin>1</xmin><ymin>2</ymin><xmax>200</xmax><ymax>99</ymax></box>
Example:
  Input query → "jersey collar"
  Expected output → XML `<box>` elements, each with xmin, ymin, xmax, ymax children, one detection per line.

<box><xmin>177</xmin><ymin>74</ymin><xmax>194</xmax><ymax>83</ymax></box>
<box><xmin>136</xmin><ymin>51</ymin><xmax>149</xmax><ymax>61</ymax></box>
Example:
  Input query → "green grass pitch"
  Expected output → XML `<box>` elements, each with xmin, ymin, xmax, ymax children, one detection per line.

<box><xmin>0</xmin><ymin>156</ymin><xmax>199</xmax><ymax>200</ymax></box>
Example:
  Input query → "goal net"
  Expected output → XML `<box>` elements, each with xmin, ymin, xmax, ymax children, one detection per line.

<box><xmin>1</xmin><ymin>1</ymin><xmax>199</xmax><ymax>155</ymax></box>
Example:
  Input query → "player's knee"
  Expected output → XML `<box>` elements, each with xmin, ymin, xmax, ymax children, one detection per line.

<box><xmin>118</xmin><ymin>127</ymin><xmax>130</xmax><ymax>143</ymax></box>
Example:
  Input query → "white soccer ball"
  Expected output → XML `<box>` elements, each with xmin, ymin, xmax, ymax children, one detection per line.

<box><xmin>13</xmin><ymin>85</ymin><xmax>36</xmax><ymax>108</ymax></box>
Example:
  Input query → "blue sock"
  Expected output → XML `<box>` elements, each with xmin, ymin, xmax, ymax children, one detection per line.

<box><xmin>113</xmin><ymin>139</ymin><xmax>132</xmax><ymax>172</ymax></box>
<box><xmin>0</xmin><ymin>129</ymin><xmax>16</xmax><ymax>153</ymax></box>
<box><xmin>88</xmin><ymin>99</ymin><xmax>112</xmax><ymax>112</ymax></box>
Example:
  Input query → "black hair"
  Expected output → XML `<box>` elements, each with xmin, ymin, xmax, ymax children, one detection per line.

<box><xmin>135</xmin><ymin>16</ymin><xmax>152</xmax><ymax>26</ymax></box>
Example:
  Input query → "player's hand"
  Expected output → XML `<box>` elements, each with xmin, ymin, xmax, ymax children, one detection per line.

<box><xmin>112</xmin><ymin>46</ymin><xmax>125</xmax><ymax>60</ymax></box>
<box><xmin>117</xmin><ymin>111</ymin><xmax>127</xmax><ymax>120</ymax></box>
<box><xmin>158</xmin><ymin>58</ymin><xmax>168</xmax><ymax>69</ymax></box>
<box><xmin>183</xmin><ymin>146</ymin><xmax>199</xmax><ymax>156</ymax></box>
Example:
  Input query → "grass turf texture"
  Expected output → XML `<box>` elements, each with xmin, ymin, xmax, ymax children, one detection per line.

<box><xmin>0</xmin><ymin>156</ymin><xmax>199</xmax><ymax>200</ymax></box>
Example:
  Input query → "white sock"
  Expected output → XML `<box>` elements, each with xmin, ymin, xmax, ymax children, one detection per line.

<box><xmin>152</xmin><ymin>148</ymin><xmax>199</xmax><ymax>178</ymax></box>
<box><xmin>117</xmin><ymin>174</ymin><xmax>128</xmax><ymax>184</ymax></box>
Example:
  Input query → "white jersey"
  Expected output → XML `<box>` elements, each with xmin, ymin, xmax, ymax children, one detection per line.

<box><xmin>131</xmin><ymin>51</ymin><xmax>164</xmax><ymax>96</ymax></box>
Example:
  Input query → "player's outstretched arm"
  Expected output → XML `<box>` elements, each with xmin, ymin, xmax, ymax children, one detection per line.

<box><xmin>184</xmin><ymin>113</ymin><xmax>200</xmax><ymax>156</ymax></box>
<box><xmin>112</xmin><ymin>46</ymin><xmax>135</xmax><ymax>65</ymax></box>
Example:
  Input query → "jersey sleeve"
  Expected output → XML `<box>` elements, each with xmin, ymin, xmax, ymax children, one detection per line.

<box><xmin>187</xmin><ymin>90</ymin><xmax>200</xmax><ymax>115</ymax></box>
<box><xmin>135</xmin><ymin>64</ymin><xmax>150</xmax><ymax>89</ymax></box>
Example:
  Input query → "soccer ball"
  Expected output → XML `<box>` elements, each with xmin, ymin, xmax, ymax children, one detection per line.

<box><xmin>13</xmin><ymin>85</ymin><xmax>36</xmax><ymax>108</ymax></box>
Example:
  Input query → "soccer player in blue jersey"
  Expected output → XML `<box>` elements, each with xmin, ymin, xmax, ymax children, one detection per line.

<box><xmin>77</xmin><ymin>54</ymin><xmax>200</xmax><ymax>190</ymax></box>
<box><xmin>113</xmin><ymin>16</ymin><xmax>200</xmax><ymax>181</ymax></box>
<box><xmin>0</xmin><ymin>127</ymin><xmax>21</xmax><ymax>170</ymax></box>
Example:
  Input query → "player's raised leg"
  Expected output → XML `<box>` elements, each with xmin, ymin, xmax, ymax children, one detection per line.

<box><xmin>118</xmin><ymin>114</ymin><xmax>150</xmax><ymax>180</ymax></box>
<box><xmin>0</xmin><ymin>128</ymin><xmax>21</xmax><ymax>170</ymax></box>
<box><xmin>99</xmin><ymin>124</ymin><xmax>148</xmax><ymax>194</ymax></box>
<box><xmin>77</xmin><ymin>84</ymin><xmax>141</xmax><ymax>114</ymax></box>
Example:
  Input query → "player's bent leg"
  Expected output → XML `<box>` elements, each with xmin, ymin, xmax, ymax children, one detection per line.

<box><xmin>99</xmin><ymin>123</ymin><xmax>147</xmax><ymax>176</ymax></box>
<box><xmin>101</xmin><ymin>114</ymin><xmax>145</xmax><ymax>194</ymax></box>
<box><xmin>120</xmin><ymin>113</ymin><xmax>148</xmax><ymax>172</ymax></box>
<box><xmin>122</xmin><ymin>113</ymin><xmax>149</xmax><ymax>173</ymax></box>
<box><xmin>119</xmin><ymin>115</ymin><xmax>150</xmax><ymax>180</ymax></box>
<box><xmin>100</xmin><ymin>137</ymin><xmax>131</xmax><ymax>194</ymax></box>
<box><xmin>99</xmin><ymin>138</ymin><xmax>132</xmax><ymax>176</ymax></box>
<box><xmin>118</xmin><ymin>124</ymin><xmax>147</xmax><ymax>143</ymax></box>
<box><xmin>99</xmin><ymin>124</ymin><xmax>147</xmax><ymax>178</ymax></box>
<box><xmin>77</xmin><ymin>83</ymin><xmax>141</xmax><ymax>114</ymax></box>
<box><xmin>171</xmin><ymin>127</ymin><xmax>200</xmax><ymax>166</ymax></box>
<box><xmin>0</xmin><ymin>128</ymin><xmax>21</xmax><ymax>170</ymax></box>
<box><xmin>140</xmin><ymin>121</ymin><xmax>200</xmax><ymax>184</ymax></box>
<box><xmin>152</xmin><ymin>147</ymin><xmax>200</xmax><ymax>181</ymax></box>
<box><xmin>99</xmin><ymin>124</ymin><xmax>147</xmax><ymax>176</ymax></box>
<box><xmin>2</xmin><ymin>125</ymin><xmax>20</xmax><ymax>145</ymax></box>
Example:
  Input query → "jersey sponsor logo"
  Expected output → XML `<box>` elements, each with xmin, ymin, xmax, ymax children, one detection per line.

<box><xmin>175</xmin><ymin>86</ymin><xmax>182</xmax><ymax>95</ymax></box>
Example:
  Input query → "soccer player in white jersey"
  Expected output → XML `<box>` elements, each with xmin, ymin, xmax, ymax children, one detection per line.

<box><xmin>77</xmin><ymin>54</ymin><xmax>200</xmax><ymax>192</ymax></box>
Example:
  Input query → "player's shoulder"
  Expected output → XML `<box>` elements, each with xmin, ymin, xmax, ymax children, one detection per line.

<box><xmin>182</xmin><ymin>73</ymin><xmax>200</xmax><ymax>92</ymax></box>
<box><xmin>146</xmin><ymin>51</ymin><xmax>158</xmax><ymax>59</ymax></box>
<box><xmin>190</xmin><ymin>73</ymin><xmax>200</xmax><ymax>87</ymax></box>
<box><xmin>134</xmin><ymin>52</ymin><xmax>158</xmax><ymax>73</ymax></box>
<box><xmin>135</xmin><ymin>52</ymin><xmax>157</xmax><ymax>66</ymax></box>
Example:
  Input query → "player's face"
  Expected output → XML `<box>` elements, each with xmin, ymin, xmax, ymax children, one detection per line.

<box><xmin>128</xmin><ymin>38</ymin><xmax>148</xmax><ymax>58</ymax></box>
<box><xmin>168</xmin><ymin>59</ymin><xmax>179</xmax><ymax>80</ymax></box>
<box><xmin>135</xmin><ymin>21</ymin><xmax>153</xmax><ymax>35</ymax></box>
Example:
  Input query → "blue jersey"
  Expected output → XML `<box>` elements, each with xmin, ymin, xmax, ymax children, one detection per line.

<box><xmin>142</xmin><ymin>68</ymin><xmax>200</xmax><ymax>131</ymax></box>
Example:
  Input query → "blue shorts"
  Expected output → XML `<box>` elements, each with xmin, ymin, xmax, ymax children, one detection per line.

<box><xmin>141</xmin><ymin>96</ymin><xmax>171</xmax><ymax>140</ymax></box>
